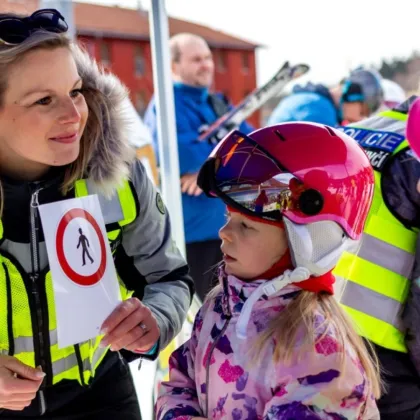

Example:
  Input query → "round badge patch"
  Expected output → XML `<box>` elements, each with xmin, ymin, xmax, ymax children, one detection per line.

<box><xmin>156</xmin><ymin>193</ymin><xmax>165</xmax><ymax>215</ymax></box>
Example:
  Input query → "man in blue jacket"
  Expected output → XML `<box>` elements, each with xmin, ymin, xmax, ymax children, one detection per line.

<box><xmin>144</xmin><ymin>33</ymin><xmax>253</xmax><ymax>300</ymax></box>
<box><xmin>268</xmin><ymin>68</ymin><xmax>384</xmax><ymax>127</ymax></box>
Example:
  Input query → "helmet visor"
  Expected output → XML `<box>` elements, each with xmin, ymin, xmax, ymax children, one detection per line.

<box><xmin>204</xmin><ymin>130</ymin><xmax>307</xmax><ymax>221</ymax></box>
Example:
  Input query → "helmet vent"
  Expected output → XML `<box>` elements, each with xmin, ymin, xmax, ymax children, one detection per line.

<box><xmin>325</xmin><ymin>126</ymin><xmax>338</xmax><ymax>137</ymax></box>
<box><xmin>274</xmin><ymin>129</ymin><xmax>287</xmax><ymax>141</ymax></box>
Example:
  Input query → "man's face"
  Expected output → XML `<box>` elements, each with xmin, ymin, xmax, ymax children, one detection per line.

<box><xmin>342</xmin><ymin>102</ymin><xmax>370</xmax><ymax>124</ymax></box>
<box><xmin>172</xmin><ymin>39</ymin><xmax>214</xmax><ymax>88</ymax></box>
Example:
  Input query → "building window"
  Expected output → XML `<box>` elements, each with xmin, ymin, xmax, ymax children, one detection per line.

<box><xmin>135</xmin><ymin>91</ymin><xmax>148</xmax><ymax>116</ymax></box>
<box><xmin>100</xmin><ymin>42</ymin><xmax>111</xmax><ymax>67</ymax></box>
<box><xmin>134</xmin><ymin>45</ymin><xmax>145</xmax><ymax>77</ymax></box>
<box><xmin>241</xmin><ymin>52</ymin><xmax>250</xmax><ymax>73</ymax></box>
<box><xmin>216</xmin><ymin>50</ymin><xmax>227</xmax><ymax>72</ymax></box>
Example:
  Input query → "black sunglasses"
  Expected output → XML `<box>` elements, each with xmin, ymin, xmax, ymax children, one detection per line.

<box><xmin>0</xmin><ymin>9</ymin><xmax>68</xmax><ymax>46</ymax></box>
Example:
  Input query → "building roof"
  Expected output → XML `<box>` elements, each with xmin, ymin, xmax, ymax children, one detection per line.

<box><xmin>0</xmin><ymin>0</ymin><xmax>259</xmax><ymax>50</ymax></box>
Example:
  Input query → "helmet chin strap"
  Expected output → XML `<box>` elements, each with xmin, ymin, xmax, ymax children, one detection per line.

<box><xmin>236</xmin><ymin>267</ymin><xmax>311</xmax><ymax>340</ymax></box>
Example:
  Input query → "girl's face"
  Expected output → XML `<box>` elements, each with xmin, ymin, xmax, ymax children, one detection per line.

<box><xmin>0</xmin><ymin>47</ymin><xmax>88</xmax><ymax>181</ymax></box>
<box><xmin>219</xmin><ymin>211</ymin><xmax>288</xmax><ymax>280</ymax></box>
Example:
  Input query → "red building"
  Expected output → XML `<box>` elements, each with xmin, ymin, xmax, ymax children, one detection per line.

<box><xmin>1</xmin><ymin>0</ymin><xmax>260</xmax><ymax>125</ymax></box>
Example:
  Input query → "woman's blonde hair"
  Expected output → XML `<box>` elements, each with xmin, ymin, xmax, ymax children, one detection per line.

<box><xmin>207</xmin><ymin>283</ymin><xmax>382</xmax><ymax>399</ymax></box>
<box><xmin>0</xmin><ymin>28</ymin><xmax>112</xmax><ymax>215</ymax></box>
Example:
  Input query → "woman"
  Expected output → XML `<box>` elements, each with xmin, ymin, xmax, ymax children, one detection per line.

<box><xmin>0</xmin><ymin>9</ymin><xmax>193</xmax><ymax>419</ymax></box>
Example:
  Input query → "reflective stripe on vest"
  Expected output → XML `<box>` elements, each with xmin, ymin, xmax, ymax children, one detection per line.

<box><xmin>0</xmin><ymin>179</ymin><xmax>137</xmax><ymax>385</ymax></box>
<box><xmin>52</xmin><ymin>344</ymin><xmax>107</xmax><ymax>378</ymax></box>
<box><xmin>74</xmin><ymin>179</ymin><xmax>136</xmax><ymax>228</ymax></box>
<box><xmin>334</xmin><ymin>110</ymin><xmax>416</xmax><ymax>353</ymax></box>
<box><xmin>356</xmin><ymin>232</ymin><xmax>414</xmax><ymax>280</ymax></box>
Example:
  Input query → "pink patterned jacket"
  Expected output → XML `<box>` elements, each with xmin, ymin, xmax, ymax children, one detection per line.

<box><xmin>156</xmin><ymin>274</ymin><xmax>379</xmax><ymax>419</ymax></box>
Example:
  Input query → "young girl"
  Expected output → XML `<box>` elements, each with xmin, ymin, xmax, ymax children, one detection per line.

<box><xmin>156</xmin><ymin>122</ymin><xmax>381</xmax><ymax>419</ymax></box>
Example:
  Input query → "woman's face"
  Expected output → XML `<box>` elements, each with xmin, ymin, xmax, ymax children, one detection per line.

<box><xmin>0</xmin><ymin>47</ymin><xmax>88</xmax><ymax>180</ymax></box>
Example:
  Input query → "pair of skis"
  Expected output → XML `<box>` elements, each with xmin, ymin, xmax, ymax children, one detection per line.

<box><xmin>198</xmin><ymin>61</ymin><xmax>310</xmax><ymax>144</ymax></box>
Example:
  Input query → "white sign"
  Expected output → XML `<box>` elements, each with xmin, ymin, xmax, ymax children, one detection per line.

<box><xmin>39</xmin><ymin>195</ymin><xmax>121</xmax><ymax>349</ymax></box>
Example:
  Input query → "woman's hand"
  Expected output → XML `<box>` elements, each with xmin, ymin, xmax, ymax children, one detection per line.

<box><xmin>100</xmin><ymin>298</ymin><xmax>160</xmax><ymax>352</ymax></box>
<box><xmin>0</xmin><ymin>356</ymin><xmax>45</xmax><ymax>410</ymax></box>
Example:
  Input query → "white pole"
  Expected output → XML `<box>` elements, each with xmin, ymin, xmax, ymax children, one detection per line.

<box><xmin>148</xmin><ymin>0</ymin><xmax>186</xmax><ymax>256</ymax></box>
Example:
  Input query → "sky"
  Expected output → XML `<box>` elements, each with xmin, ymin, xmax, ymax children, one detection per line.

<box><xmin>76</xmin><ymin>0</ymin><xmax>419</xmax><ymax>86</ymax></box>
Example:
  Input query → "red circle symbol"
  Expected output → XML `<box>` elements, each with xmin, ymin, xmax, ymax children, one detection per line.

<box><xmin>56</xmin><ymin>208</ymin><xmax>107</xmax><ymax>286</ymax></box>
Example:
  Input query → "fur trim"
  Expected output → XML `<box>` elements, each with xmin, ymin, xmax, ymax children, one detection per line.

<box><xmin>72</xmin><ymin>45</ymin><xmax>135</xmax><ymax>194</ymax></box>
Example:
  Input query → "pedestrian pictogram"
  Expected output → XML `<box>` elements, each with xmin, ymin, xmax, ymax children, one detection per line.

<box><xmin>55</xmin><ymin>208</ymin><xmax>107</xmax><ymax>287</ymax></box>
<box><xmin>77</xmin><ymin>228</ymin><xmax>94</xmax><ymax>266</ymax></box>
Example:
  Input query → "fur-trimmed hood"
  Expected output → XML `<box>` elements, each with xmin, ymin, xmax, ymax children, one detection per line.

<box><xmin>72</xmin><ymin>45</ymin><xmax>136</xmax><ymax>193</ymax></box>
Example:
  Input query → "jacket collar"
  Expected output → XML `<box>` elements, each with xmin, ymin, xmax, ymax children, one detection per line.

<box><xmin>173</xmin><ymin>82</ymin><xmax>209</xmax><ymax>102</ymax></box>
<box><xmin>220</xmin><ymin>271</ymin><xmax>301</xmax><ymax>318</ymax></box>
<box><xmin>65</xmin><ymin>46</ymin><xmax>136</xmax><ymax>193</ymax></box>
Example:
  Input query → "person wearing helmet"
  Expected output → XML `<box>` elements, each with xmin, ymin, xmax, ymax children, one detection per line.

<box><xmin>268</xmin><ymin>68</ymin><xmax>384</xmax><ymax>127</ymax></box>
<box><xmin>155</xmin><ymin>122</ymin><xmax>380</xmax><ymax>419</ymax></box>
<box><xmin>379</xmin><ymin>79</ymin><xmax>406</xmax><ymax>111</ymax></box>
<box><xmin>336</xmin><ymin>96</ymin><xmax>420</xmax><ymax>419</ymax></box>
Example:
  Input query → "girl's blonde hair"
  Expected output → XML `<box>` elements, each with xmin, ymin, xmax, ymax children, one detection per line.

<box><xmin>0</xmin><ymin>28</ymin><xmax>110</xmax><ymax>216</ymax></box>
<box><xmin>207</xmin><ymin>283</ymin><xmax>382</xmax><ymax>399</ymax></box>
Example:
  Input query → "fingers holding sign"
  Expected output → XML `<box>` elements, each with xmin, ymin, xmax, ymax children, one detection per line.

<box><xmin>100</xmin><ymin>298</ymin><xmax>160</xmax><ymax>353</ymax></box>
<box><xmin>0</xmin><ymin>356</ymin><xmax>45</xmax><ymax>410</ymax></box>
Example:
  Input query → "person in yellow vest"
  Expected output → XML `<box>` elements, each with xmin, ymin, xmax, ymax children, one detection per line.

<box><xmin>335</xmin><ymin>95</ymin><xmax>420</xmax><ymax>419</ymax></box>
<box><xmin>0</xmin><ymin>9</ymin><xmax>193</xmax><ymax>419</ymax></box>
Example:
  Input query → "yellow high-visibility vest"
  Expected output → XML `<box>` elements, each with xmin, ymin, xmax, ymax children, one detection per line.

<box><xmin>335</xmin><ymin>110</ymin><xmax>417</xmax><ymax>353</ymax></box>
<box><xmin>0</xmin><ymin>179</ymin><xmax>137</xmax><ymax>385</ymax></box>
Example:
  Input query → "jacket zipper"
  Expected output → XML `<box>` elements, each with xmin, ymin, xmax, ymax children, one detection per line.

<box><xmin>4</xmin><ymin>263</ymin><xmax>14</xmax><ymax>356</ymax></box>
<box><xmin>74</xmin><ymin>344</ymin><xmax>87</xmax><ymax>387</ymax></box>
<box><xmin>29</xmin><ymin>188</ymin><xmax>47</xmax><ymax>415</ymax></box>
<box><xmin>205</xmin><ymin>318</ymin><xmax>231</xmax><ymax>417</ymax></box>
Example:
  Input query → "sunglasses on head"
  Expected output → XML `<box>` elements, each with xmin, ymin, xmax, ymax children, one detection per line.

<box><xmin>0</xmin><ymin>9</ymin><xmax>68</xmax><ymax>46</ymax></box>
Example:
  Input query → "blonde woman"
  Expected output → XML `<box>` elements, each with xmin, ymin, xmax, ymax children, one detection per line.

<box><xmin>0</xmin><ymin>9</ymin><xmax>192</xmax><ymax>419</ymax></box>
<box><xmin>156</xmin><ymin>124</ymin><xmax>380</xmax><ymax>419</ymax></box>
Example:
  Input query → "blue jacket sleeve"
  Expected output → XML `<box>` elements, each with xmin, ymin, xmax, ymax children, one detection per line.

<box><xmin>144</xmin><ymin>98</ymin><xmax>214</xmax><ymax>175</ymax></box>
<box><xmin>174</xmin><ymin>107</ymin><xmax>214</xmax><ymax>174</ymax></box>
